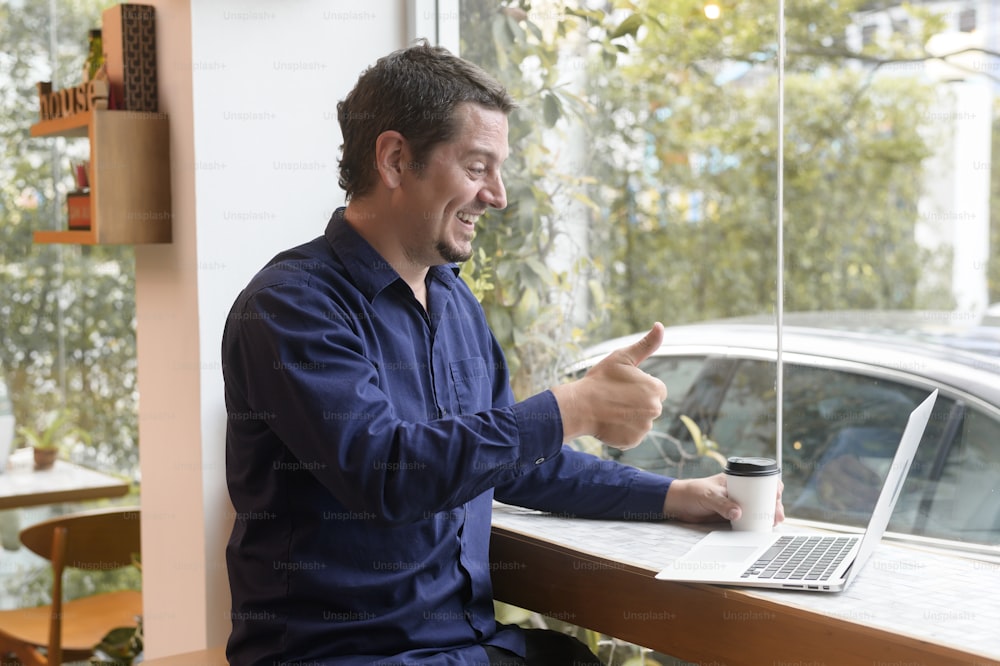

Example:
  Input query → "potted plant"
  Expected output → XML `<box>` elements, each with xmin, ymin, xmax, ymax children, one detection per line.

<box><xmin>90</xmin><ymin>618</ymin><xmax>143</xmax><ymax>666</ymax></box>
<box><xmin>90</xmin><ymin>555</ymin><xmax>143</xmax><ymax>665</ymax></box>
<box><xmin>16</xmin><ymin>408</ymin><xmax>90</xmax><ymax>470</ymax></box>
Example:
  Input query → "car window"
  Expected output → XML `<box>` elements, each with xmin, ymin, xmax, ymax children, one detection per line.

<box><xmin>710</xmin><ymin>361</ymin><xmax>998</xmax><ymax>547</ymax></box>
<box><xmin>589</xmin><ymin>352</ymin><xmax>1000</xmax><ymax>548</ymax></box>
<box><xmin>916</xmin><ymin>403</ymin><xmax>1000</xmax><ymax>544</ymax></box>
<box><xmin>706</xmin><ymin>359</ymin><xmax>776</xmax><ymax>459</ymax></box>
<box><xmin>645</xmin><ymin>356</ymin><xmax>707</xmax><ymax>419</ymax></box>
<box><xmin>776</xmin><ymin>363</ymin><xmax>946</xmax><ymax>527</ymax></box>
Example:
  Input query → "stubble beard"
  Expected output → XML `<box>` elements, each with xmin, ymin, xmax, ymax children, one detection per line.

<box><xmin>436</xmin><ymin>240</ymin><xmax>473</xmax><ymax>264</ymax></box>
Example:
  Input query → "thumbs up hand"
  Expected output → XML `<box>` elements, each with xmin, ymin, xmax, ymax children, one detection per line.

<box><xmin>552</xmin><ymin>323</ymin><xmax>668</xmax><ymax>450</ymax></box>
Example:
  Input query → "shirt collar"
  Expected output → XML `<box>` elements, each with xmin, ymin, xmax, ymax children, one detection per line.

<box><xmin>325</xmin><ymin>208</ymin><xmax>460</xmax><ymax>302</ymax></box>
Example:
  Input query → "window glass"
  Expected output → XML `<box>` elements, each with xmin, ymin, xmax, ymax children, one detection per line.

<box><xmin>456</xmin><ymin>0</ymin><xmax>998</xmax><ymax>551</ymax></box>
<box><xmin>0</xmin><ymin>0</ymin><xmax>136</xmax><ymax>609</ymax></box>
<box><xmin>451</xmin><ymin>0</ymin><xmax>994</xmax><ymax>660</ymax></box>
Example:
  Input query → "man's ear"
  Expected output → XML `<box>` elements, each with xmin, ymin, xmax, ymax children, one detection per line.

<box><xmin>374</xmin><ymin>130</ymin><xmax>407</xmax><ymax>189</ymax></box>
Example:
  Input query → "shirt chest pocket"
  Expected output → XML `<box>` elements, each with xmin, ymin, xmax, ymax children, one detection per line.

<box><xmin>449</xmin><ymin>357</ymin><xmax>492</xmax><ymax>414</ymax></box>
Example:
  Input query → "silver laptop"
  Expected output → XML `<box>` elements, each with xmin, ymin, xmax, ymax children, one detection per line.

<box><xmin>655</xmin><ymin>389</ymin><xmax>938</xmax><ymax>593</ymax></box>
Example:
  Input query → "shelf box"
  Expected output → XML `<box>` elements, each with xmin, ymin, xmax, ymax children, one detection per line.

<box><xmin>67</xmin><ymin>192</ymin><xmax>91</xmax><ymax>230</ymax></box>
<box><xmin>103</xmin><ymin>3</ymin><xmax>159</xmax><ymax>112</ymax></box>
<box><xmin>31</xmin><ymin>109</ymin><xmax>172</xmax><ymax>245</ymax></box>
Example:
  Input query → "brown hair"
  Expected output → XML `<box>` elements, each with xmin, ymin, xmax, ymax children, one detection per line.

<box><xmin>337</xmin><ymin>40</ymin><xmax>515</xmax><ymax>200</ymax></box>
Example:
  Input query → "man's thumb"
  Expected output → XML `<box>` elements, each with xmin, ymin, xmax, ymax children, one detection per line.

<box><xmin>620</xmin><ymin>322</ymin><xmax>664</xmax><ymax>367</ymax></box>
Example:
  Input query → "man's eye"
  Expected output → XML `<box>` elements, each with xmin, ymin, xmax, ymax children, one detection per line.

<box><xmin>469</xmin><ymin>165</ymin><xmax>486</xmax><ymax>176</ymax></box>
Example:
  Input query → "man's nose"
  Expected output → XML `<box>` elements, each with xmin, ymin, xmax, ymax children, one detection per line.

<box><xmin>480</xmin><ymin>173</ymin><xmax>507</xmax><ymax>210</ymax></box>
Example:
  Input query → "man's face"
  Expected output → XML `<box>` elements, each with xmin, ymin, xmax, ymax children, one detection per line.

<box><xmin>400</xmin><ymin>103</ymin><xmax>508</xmax><ymax>267</ymax></box>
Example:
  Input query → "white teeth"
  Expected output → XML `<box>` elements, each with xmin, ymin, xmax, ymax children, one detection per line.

<box><xmin>456</xmin><ymin>212</ymin><xmax>480</xmax><ymax>224</ymax></box>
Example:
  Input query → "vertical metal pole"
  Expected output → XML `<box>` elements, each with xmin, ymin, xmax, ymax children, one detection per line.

<box><xmin>776</xmin><ymin>0</ymin><xmax>786</xmax><ymax>473</ymax></box>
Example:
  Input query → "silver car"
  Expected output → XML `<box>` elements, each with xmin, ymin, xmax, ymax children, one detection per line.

<box><xmin>568</xmin><ymin>311</ymin><xmax>1000</xmax><ymax>553</ymax></box>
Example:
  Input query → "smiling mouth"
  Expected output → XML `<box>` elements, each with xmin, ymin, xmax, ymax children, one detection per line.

<box><xmin>456</xmin><ymin>211</ymin><xmax>483</xmax><ymax>227</ymax></box>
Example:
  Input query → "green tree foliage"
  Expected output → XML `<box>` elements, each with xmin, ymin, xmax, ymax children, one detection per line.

<box><xmin>459</xmin><ymin>4</ymin><xmax>991</xmax><ymax>660</ymax></box>
<box><xmin>583</xmin><ymin>0</ymin><xmax>953</xmax><ymax>338</ymax></box>
<box><xmin>0</xmin><ymin>0</ymin><xmax>139</xmax><ymax>478</ymax></box>
<box><xmin>461</xmin><ymin>0</ymin><xmax>980</xmax><ymax>360</ymax></box>
<box><xmin>459</xmin><ymin>0</ymin><xmax>618</xmax><ymax>398</ymax></box>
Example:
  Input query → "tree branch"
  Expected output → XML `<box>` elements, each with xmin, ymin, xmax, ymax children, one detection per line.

<box><xmin>788</xmin><ymin>45</ymin><xmax>1000</xmax><ymax>85</ymax></box>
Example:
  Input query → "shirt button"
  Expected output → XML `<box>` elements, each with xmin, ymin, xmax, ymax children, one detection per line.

<box><xmin>534</xmin><ymin>457</ymin><xmax>545</xmax><ymax>465</ymax></box>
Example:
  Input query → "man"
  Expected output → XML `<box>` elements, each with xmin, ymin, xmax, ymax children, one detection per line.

<box><xmin>222</xmin><ymin>42</ymin><xmax>782</xmax><ymax>665</ymax></box>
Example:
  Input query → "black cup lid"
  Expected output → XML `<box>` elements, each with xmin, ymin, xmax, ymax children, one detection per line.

<box><xmin>725</xmin><ymin>456</ymin><xmax>780</xmax><ymax>476</ymax></box>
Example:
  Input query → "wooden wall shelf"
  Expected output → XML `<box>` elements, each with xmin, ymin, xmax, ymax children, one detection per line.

<box><xmin>30</xmin><ymin>109</ymin><xmax>172</xmax><ymax>245</ymax></box>
<box><xmin>29</xmin><ymin>112</ymin><xmax>90</xmax><ymax>139</ymax></box>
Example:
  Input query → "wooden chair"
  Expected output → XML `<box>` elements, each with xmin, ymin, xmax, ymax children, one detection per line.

<box><xmin>0</xmin><ymin>507</ymin><xmax>142</xmax><ymax>665</ymax></box>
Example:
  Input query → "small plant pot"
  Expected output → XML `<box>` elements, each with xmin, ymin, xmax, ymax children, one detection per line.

<box><xmin>33</xmin><ymin>447</ymin><xmax>58</xmax><ymax>470</ymax></box>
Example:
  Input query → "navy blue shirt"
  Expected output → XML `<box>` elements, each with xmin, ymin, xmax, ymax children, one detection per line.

<box><xmin>222</xmin><ymin>209</ymin><xmax>673</xmax><ymax>665</ymax></box>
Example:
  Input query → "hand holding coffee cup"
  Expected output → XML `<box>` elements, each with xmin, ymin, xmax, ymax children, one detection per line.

<box><xmin>725</xmin><ymin>456</ymin><xmax>781</xmax><ymax>532</ymax></box>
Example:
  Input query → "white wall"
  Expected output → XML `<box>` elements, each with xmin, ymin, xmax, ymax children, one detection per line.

<box><xmin>136</xmin><ymin>0</ymin><xmax>410</xmax><ymax>656</ymax></box>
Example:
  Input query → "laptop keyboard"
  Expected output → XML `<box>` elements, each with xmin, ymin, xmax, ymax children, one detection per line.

<box><xmin>742</xmin><ymin>535</ymin><xmax>855</xmax><ymax>581</ymax></box>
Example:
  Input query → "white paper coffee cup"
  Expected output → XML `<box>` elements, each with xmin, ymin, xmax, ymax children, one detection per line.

<box><xmin>725</xmin><ymin>456</ymin><xmax>780</xmax><ymax>532</ymax></box>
